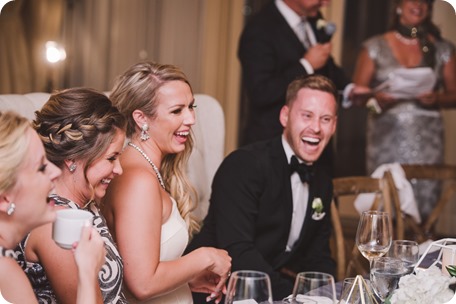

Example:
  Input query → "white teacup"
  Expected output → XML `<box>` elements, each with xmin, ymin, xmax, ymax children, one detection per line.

<box><xmin>52</xmin><ymin>209</ymin><xmax>93</xmax><ymax>250</ymax></box>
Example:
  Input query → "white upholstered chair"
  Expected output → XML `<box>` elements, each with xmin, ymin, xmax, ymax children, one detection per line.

<box><xmin>0</xmin><ymin>92</ymin><xmax>225</xmax><ymax>221</ymax></box>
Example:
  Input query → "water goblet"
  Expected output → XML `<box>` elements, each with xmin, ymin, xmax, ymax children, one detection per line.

<box><xmin>356</xmin><ymin>211</ymin><xmax>392</xmax><ymax>267</ymax></box>
<box><xmin>370</xmin><ymin>257</ymin><xmax>407</xmax><ymax>302</ymax></box>
<box><xmin>389</xmin><ymin>240</ymin><xmax>419</xmax><ymax>274</ymax></box>
<box><xmin>224</xmin><ymin>270</ymin><xmax>273</xmax><ymax>304</ymax></box>
<box><xmin>288</xmin><ymin>271</ymin><xmax>336</xmax><ymax>304</ymax></box>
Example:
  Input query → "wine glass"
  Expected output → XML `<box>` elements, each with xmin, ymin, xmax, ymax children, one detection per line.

<box><xmin>224</xmin><ymin>270</ymin><xmax>273</xmax><ymax>304</ymax></box>
<box><xmin>285</xmin><ymin>272</ymin><xmax>336</xmax><ymax>304</ymax></box>
<box><xmin>356</xmin><ymin>211</ymin><xmax>392</xmax><ymax>267</ymax></box>
<box><xmin>370</xmin><ymin>257</ymin><xmax>407</xmax><ymax>302</ymax></box>
<box><xmin>389</xmin><ymin>240</ymin><xmax>419</xmax><ymax>275</ymax></box>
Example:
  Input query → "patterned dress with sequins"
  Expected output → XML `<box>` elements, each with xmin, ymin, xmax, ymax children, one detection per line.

<box><xmin>363</xmin><ymin>35</ymin><xmax>455</xmax><ymax>220</ymax></box>
<box><xmin>0</xmin><ymin>246</ymin><xmax>16</xmax><ymax>259</ymax></box>
<box><xmin>14</xmin><ymin>195</ymin><xmax>127</xmax><ymax>303</ymax></box>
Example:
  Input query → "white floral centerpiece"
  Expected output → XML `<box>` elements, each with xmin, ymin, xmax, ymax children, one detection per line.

<box><xmin>388</xmin><ymin>266</ymin><xmax>456</xmax><ymax>304</ymax></box>
<box><xmin>387</xmin><ymin>238</ymin><xmax>456</xmax><ymax>304</ymax></box>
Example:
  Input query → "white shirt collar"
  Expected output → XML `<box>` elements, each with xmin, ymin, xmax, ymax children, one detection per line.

<box><xmin>275</xmin><ymin>0</ymin><xmax>302</xmax><ymax>30</ymax></box>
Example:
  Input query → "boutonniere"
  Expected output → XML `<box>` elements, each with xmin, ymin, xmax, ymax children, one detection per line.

<box><xmin>316</xmin><ymin>19</ymin><xmax>327</xmax><ymax>31</ymax></box>
<box><xmin>311</xmin><ymin>197</ymin><xmax>326</xmax><ymax>220</ymax></box>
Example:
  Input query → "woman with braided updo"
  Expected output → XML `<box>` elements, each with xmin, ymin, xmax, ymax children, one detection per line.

<box><xmin>352</xmin><ymin>0</ymin><xmax>456</xmax><ymax>220</ymax></box>
<box><xmin>15</xmin><ymin>88</ymin><xmax>128</xmax><ymax>303</ymax></box>
<box><xmin>101</xmin><ymin>62</ymin><xmax>231</xmax><ymax>304</ymax></box>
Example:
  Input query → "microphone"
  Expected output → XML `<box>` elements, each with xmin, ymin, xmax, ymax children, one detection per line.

<box><xmin>318</xmin><ymin>21</ymin><xmax>337</xmax><ymax>43</ymax></box>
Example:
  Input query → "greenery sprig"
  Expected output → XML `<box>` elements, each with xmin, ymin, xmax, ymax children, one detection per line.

<box><xmin>446</xmin><ymin>265</ymin><xmax>456</xmax><ymax>277</ymax></box>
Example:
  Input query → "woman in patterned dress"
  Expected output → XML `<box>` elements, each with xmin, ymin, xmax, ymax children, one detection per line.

<box><xmin>0</xmin><ymin>111</ymin><xmax>106</xmax><ymax>303</ymax></box>
<box><xmin>352</xmin><ymin>0</ymin><xmax>456</xmax><ymax>220</ymax></box>
<box><xmin>15</xmin><ymin>88</ymin><xmax>128</xmax><ymax>303</ymax></box>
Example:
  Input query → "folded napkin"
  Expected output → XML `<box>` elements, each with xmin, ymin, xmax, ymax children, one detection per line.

<box><xmin>354</xmin><ymin>163</ymin><xmax>422</xmax><ymax>224</ymax></box>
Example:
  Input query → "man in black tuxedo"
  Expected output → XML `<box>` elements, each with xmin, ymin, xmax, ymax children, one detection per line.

<box><xmin>238</xmin><ymin>0</ymin><xmax>350</xmax><ymax>171</ymax></box>
<box><xmin>188</xmin><ymin>75</ymin><xmax>338</xmax><ymax>300</ymax></box>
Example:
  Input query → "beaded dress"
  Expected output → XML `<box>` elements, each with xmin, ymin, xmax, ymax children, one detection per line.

<box><xmin>363</xmin><ymin>35</ymin><xmax>455</xmax><ymax>219</ymax></box>
<box><xmin>14</xmin><ymin>196</ymin><xmax>127</xmax><ymax>303</ymax></box>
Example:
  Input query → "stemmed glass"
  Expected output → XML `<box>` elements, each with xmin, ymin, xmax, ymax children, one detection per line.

<box><xmin>389</xmin><ymin>240</ymin><xmax>419</xmax><ymax>275</ymax></box>
<box><xmin>225</xmin><ymin>270</ymin><xmax>273</xmax><ymax>304</ymax></box>
<box><xmin>370</xmin><ymin>257</ymin><xmax>406</xmax><ymax>302</ymax></box>
<box><xmin>283</xmin><ymin>272</ymin><xmax>336</xmax><ymax>304</ymax></box>
<box><xmin>356</xmin><ymin>211</ymin><xmax>392</xmax><ymax>268</ymax></box>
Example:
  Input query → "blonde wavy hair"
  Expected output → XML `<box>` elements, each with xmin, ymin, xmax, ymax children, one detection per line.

<box><xmin>110</xmin><ymin>61</ymin><xmax>200</xmax><ymax>236</ymax></box>
<box><xmin>0</xmin><ymin>111</ymin><xmax>31</xmax><ymax>194</ymax></box>
<box><xmin>33</xmin><ymin>88</ymin><xmax>126</xmax><ymax>205</ymax></box>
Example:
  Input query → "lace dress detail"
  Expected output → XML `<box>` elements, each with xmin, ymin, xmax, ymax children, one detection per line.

<box><xmin>125</xmin><ymin>197</ymin><xmax>192</xmax><ymax>304</ymax></box>
<box><xmin>14</xmin><ymin>195</ymin><xmax>127</xmax><ymax>303</ymax></box>
<box><xmin>363</xmin><ymin>35</ymin><xmax>456</xmax><ymax>220</ymax></box>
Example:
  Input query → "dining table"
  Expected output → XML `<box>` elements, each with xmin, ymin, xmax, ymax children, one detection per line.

<box><xmin>271</xmin><ymin>249</ymin><xmax>441</xmax><ymax>303</ymax></box>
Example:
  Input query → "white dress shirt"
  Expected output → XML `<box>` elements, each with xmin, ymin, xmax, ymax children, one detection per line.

<box><xmin>282</xmin><ymin>136</ymin><xmax>309</xmax><ymax>252</ymax></box>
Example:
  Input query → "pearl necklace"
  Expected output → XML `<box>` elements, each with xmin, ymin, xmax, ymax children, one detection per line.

<box><xmin>128</xmin><ymin>142</ymin><xmax>166</xmax><ymax>190</ymax></box>
<box><xmin>394</xmin><ymin>31</ymin><xmax>418</xmax><ymax>46</ymax></box>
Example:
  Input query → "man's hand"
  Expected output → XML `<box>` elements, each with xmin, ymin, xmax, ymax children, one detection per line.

<box><xmin>303</xmin><ymin>43</ymin><xmax>331</xmax><ymax>70</ymax></box>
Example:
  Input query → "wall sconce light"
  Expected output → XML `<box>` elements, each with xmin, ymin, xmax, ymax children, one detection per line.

<box><xmin>45</xmin><ymin>41</ymin><xmax>66</xmax><ymax>63</ymax></box>
<box><xmin>45</xmin><ymin>41</ymin><xmax>66</xmax><ymax>92</ymax></box>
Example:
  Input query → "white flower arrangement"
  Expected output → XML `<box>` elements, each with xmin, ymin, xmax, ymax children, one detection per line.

<box><xmin>311</xmin><ymin>197</ymin><xmax>325</xmax><ymax>220</ymax></box>
<box><xmin>389</xmin><ymin>266</ymin><xmax>456</xmax><ymax>304</ymax></box>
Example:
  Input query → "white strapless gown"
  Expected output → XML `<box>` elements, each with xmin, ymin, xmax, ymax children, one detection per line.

<box><xmin>126</xmin><ymin>198</ymin><xmax>192</xmax><ymax>304</ymax></box>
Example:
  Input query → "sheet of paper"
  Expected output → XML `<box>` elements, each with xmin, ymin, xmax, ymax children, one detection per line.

<box><xmin>374</xmin><ymin>67</ymin><xmax>437</xmax><ymax>99</ymax></box>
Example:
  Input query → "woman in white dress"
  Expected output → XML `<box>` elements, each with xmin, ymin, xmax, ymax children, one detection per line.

<box><xmin>102</xmin><ymin>62</ymin><xmax>232</xmax><ymax>304</ymax></box>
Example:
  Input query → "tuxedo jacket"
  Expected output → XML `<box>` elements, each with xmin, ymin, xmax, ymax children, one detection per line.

<box><xmin>238</xmin><ymin>1</ymin><xmax>349</xmax><ymax>146</ymax></box>
<box><xmin>187</xmin><ymin>137</ymin><xmax>335</xmax><ymax>300</ymax></box>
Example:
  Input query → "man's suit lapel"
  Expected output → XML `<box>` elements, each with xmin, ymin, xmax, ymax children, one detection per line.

<box><xmin>269</xmin><ymin>138</ymin><xmax>295</xmax><ymax>268</ymax></box>
<box><xmin>270</xmin><ymin>137</ymin><xmax>293</xmax><ymax>225</ymax></box>
<box><xmin>268</xmin><ymin>2</ymin><xmax>307</xmax><ymax>52</ymax></box>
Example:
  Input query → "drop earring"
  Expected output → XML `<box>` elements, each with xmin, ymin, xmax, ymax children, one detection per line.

<box><xmin>396</xmin><ymin>7</ymin><xmax>402</xmax><ymax>15</ymax></box>
<box><xmin>140</xmin><ymin>124</ymin><xmax>150</xmax><ymax>141</ymax></box>
<box><xmin>6</xmin><ymin>202</ymin><xmax>16</xmax><ymax>216</ymax></box>
<box><xmin>69</xmin><ymin>163</ymin><xmax>77</xmax><ymax>173</ymax></box>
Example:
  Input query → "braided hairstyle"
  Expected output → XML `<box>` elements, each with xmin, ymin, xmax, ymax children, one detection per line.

<box><xmin>33</xmin><ymin>88</ymin><xmax>126</xmax><ymax>204</ymax></box>
<box><xmin>110</xmin><ymin>62</ymin><xmax>200</xmax><ymax>236</ymax></box>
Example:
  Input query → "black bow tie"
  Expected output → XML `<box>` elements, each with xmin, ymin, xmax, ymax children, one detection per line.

<box><xmin>289</xmin><ymin>155</ymin><xmax>314</xmax><ymax>183</ymax></box>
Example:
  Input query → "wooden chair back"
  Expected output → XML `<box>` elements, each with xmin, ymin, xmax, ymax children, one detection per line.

<box><xmin>387</xmin><ymin>164</ymin><xmax>456</xmax><ymax>243</ymax></box>
<box><xmin>330</xmin><ymin>175</ymin><xmax>400</xmax><ymax>280</ymax></box>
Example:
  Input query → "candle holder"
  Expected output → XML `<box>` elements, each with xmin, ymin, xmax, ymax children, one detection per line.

<box><xmin>415</xmin><ymin>238</ymin><xmax>456</xmax><ymax>276</ymax></box>
<box><xmin>339</xmin><ymin>275</ymin><xmax>379</xmax><ymax>304</ymax></box>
